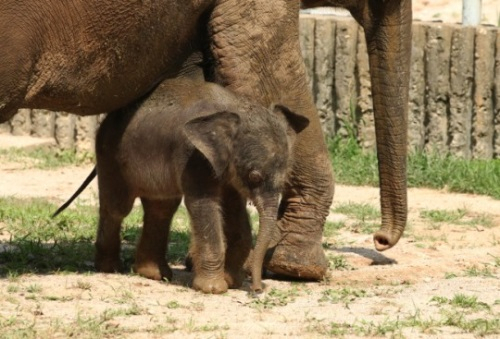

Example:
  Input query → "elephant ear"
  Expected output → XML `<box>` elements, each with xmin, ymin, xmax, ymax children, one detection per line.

<box><xmin>272</xmin><ymin>104</ymin><xmax>309</xmax><ymax>135</ymax></box>
<box><xmin>184</xmin><ymin>111</ymin><xmax>241</xmax><ymax>178</ymax></box>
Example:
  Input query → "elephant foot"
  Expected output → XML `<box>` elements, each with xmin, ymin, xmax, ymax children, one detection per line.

<box><xmin>95</xmin><ymin>255</ymin><xmax>121</xmax><ymax>274</ymax></box>
<box><xmin>184</xmin><ymin>253</ymin><xmax>193</xmax><ymax>272</ymax></box>
<box><xmin>224</xmin><ymin>268</ymin><xmax>246</xmax><ymax>289</ymax></box>
<box><xmin>264</xmin><ymin>233</ymin><xmax>328</xmax><ymax>280</ymax></box>
<box><xmin>133</xmin><ymin>261</ymin><xmax>173</xmax><ymax>281</ymax></box>
<box><xmin>192</xmin><ymin>274</ymin><xmax>228</xmax><ymax>294</ymax></box>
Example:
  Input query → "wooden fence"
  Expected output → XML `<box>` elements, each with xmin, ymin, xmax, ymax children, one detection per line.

<box><xmin>1</xmin><ymin>15</ymin><xmax>500</xmax><ymax>159</ymax></box>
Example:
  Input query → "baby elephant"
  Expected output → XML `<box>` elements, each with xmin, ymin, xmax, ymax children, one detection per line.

<box><xmin>93</xmin><ymin>78</ymin><xmax>308</xmax><ymax>293</ymax></box>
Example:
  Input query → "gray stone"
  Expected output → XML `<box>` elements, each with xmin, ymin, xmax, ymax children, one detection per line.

<box><xmin>494</xmin><ymin>30</ymin><xmax>500</xmax><ymax>158</ymax></box>
<box><xmin>314</xmin><ymin>17</ymin><xmax>336</xmax><ymax>137</ymax></box>
<box><xmin>472</xmin><ymin>26</ymin><xmax>496</xmax><ymax>159</ymax></box>
<box><xmin>0</xmin><ymin>121</ymin><xmax>11</xmax><ymax>134</ymax></box>
<box><xmin>299</xmin><ymin>15</ymin><xmax>316</xmax><ymax>93</ymax></box>
<box><xmin>408</xmin><ymin>22</ymin><xmax>427</xmax><ymax>153</ymax></box>
<box><xmin>334</xmin><ymin>18</ymin><xmax>358</xmax><ymax>138</ymax></box>
<box><xmin>449</xmin><ymin>25</ymin><xmax>474</xmax><ymax>159</ymax></box>
<box><xmin>31</xmin><ymin>109</ymin><xmax>55</xmax><ymax>138</ymax></box>
<box><xmin>356</xmin><ymin>26</ymin><xmax>375</xmax><ymax>151</ymax></box>
<box><xmin>55</xmin><ymin>112</ymin><xmax>76</xmax><ymax>150</ymax></box>
<box><xmin>10</xmin><ymin>109</ymin><xmax>32</xmax><ymax>136</ymax></box>
<box><xmin>75</xmin><ymin>116</ymin><xmax>98</xmax><ymax>154</ymax></box>
<box><xmin>425</xmin><ymin>23</ymin><xmax>452</xmax><ymax>154</ymax></box>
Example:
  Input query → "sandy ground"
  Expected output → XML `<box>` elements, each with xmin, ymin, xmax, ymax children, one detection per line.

<box><xmin>1</xmin><ymin>134</ymin><xmax>499</xmax><ymax>337</ymax></box>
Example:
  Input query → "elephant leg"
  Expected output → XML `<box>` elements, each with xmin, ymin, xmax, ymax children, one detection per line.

<box><xmin>208</xmin><ymin>1</ymin><xmax>334</xmax><ymax>280</ymax></box>
<box><xmin>220</xmin><ymin>186</ymin><xmax>252</xmax><ymax>289</ymax></box>
<box><xmin>94</xmin><ymin>165</ymin><xmax>135</xmax><ymax>273</ymax></box>
<box><xmin>95</xmin><ymin>194</ymin><xmax>134</xmax><ymax>274</ymax></box>
<box><xmin>185</xmin><ymin>194</ymin><xmax>227</xmax><ymax>294</ymax></box>
<box><xmin>265</xmin><ymin>136</ymin><xmax>334</xmax><ymax>280</ymax></box>
<box><xmin>134</xmin><ymin>198</ymin><xmax>181</xmax><ymax>281</ymax></box>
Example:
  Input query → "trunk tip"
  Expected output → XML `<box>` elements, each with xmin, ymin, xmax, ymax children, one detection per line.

<box><xmin>373</xmin><ymin>230</ymin><xmax>399</xmax><ymax>251</ymax></box>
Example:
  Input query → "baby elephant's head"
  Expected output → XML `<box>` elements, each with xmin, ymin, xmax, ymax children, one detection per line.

<box><xmin>184</xmin><ymin>103</ymin><xmax>309</xmax><ymax>292</ymax></box>
<box><xmin>183</xmin><ymin>104</ymin><xmax>309</xmax><ymax>203</ymax></box>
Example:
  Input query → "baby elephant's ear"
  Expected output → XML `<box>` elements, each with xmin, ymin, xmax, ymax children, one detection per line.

<box><xmin>272</xmin><ymin>104</ymin><xmax>310</xmax><ymax>134</ymax></box>
<box><xmin>184</xmin><ymin>111</ymin><xmax>241</xmax><ymax>178</ymax></box>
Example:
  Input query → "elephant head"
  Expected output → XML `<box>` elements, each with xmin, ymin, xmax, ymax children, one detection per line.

<box><xmin>301</xmin><ymin>0</ymin><xmax>412</xmax><ymax>251</ymax></box>
<box><xmin>184</xmin><ymin>105</ymin><xmax>309</xmax><ymax>291</ymax></box>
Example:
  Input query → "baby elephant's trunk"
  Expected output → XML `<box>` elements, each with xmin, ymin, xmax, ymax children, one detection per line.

<box><xmin>252</xmin><ymin>197</ymin><xmax>279</xmax><ymax>292</ymax></box>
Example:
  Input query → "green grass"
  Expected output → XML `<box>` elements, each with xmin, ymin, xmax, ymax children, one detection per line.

<box><xmin>0</xmin><ymin>147</ymin><xmax>94</xmax><ymax>169</ymax></box>
<box><xmin>431</xmin><ymin>294</ymin><xmax>491</xmax><ymax>311</ymax></box>
<box><xmin>420</xmin><ymin>208</ymin><xmax>494</xmax><ymax>228</ymax></box>
<box><xmin>249</xmin><ymin>286</ymin><xmax>301</xmax><ymax>309</ymax></box>
<box><xmin>328</xmin><ymin>138</ymin><xmax>500</xmax><ymax>199</ymax></box>
<box><xmin>0</xmin><ymin>197</ymin><xmax>191</xmax><ymax>276</ymax></box>
<box><xmin>332</xmin><ymin>202</ymin><xmax>380</xmax><ymax>234</ymax></box>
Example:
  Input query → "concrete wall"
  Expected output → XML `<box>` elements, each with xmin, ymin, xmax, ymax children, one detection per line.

<box><xmin>1</xmin><ymin>16</ymin><xmax>500</xmax><ymax>159</ymax></box>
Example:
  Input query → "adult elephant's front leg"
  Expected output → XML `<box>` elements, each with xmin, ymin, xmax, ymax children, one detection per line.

<box><xmin>208</xmin><ymin>0</ymin><xmax>334</xmax><ymax>280</ymax></box>
<box><xmin>266</xmin><ymin>113</ymin><xmax>334</xmax><ymax>279</ymax></box>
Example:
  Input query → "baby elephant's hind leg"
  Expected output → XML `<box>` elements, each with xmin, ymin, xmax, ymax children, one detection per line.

<box><xmin>134</xmin><ymin>198</ymin><xmax>181</xmax><ymax>281</ymax></box>
<box><xmin>95</xmin><ymin>171</ymin><xmax>135</xmax><ymax>273</ymax></box>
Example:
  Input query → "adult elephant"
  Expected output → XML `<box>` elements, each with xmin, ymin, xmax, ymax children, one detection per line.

<box><xmin>0</xmin><ymin>0</ymin><xmax>412</xmax><ymax>280</ymax></box>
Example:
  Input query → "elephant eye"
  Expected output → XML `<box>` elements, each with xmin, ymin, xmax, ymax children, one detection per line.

<box><xmin>248</xmin><ymin>170</ymin><xmax>263</xmax><ymax>186</ymax></box>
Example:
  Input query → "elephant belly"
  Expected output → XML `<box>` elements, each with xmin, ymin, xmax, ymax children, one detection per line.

<box><xmin>18</xmin><ymin>0</ymin><xmax>211</xmax><ymax>115</ymax></box>
<box><xmin>124</xmin><ymin>165</ymin><xmax>183</xmax><ymax>201</ymax></box>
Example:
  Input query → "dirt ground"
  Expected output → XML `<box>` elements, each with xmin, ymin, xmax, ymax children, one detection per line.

<box><xmin>1</xmin><ymin>3</ymin><xmax>500</xmax><ymax>337</ymax></box>
<box><xmin>1</xmin><ymin>136</ymin><xmax>499</xmax><ymax>337</ymax></box>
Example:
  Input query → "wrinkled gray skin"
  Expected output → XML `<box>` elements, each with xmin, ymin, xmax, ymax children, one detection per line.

<box><xmin>1</xmin><ymin>0</ymin><xmax>412</xmax><ymax>280</ymax></box>
<box><xmin>94</xmin><ymin>77</ymin><xmax>308</xmax><ymax>294</ymax></box>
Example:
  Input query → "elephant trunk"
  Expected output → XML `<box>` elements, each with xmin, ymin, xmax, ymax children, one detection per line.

<box><xmin>358</xmin><ymin>0</ymin><xmax>412</xmax><ymax>250</ymax></box>
<box><xmin>252</xmin><ymin>195</ymin><xmax>279</xmax><ymax>292</ymax></box>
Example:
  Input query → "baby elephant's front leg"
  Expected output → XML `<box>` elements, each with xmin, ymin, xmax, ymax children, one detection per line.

<box><xmin>185</xmin><ymin>196</ymin><xmax>228</xmax><ymax>294</ymax></box>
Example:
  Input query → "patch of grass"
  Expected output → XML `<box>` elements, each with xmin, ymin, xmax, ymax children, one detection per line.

<box><xmin>318</xmin><ymin>287</ymin><xmax>368</xmax><ymax>306</ymax></box>
<box><xmin>420</xmin><ymin>208</ymin><xmax>494</xmax><ymax>228</ymax></box>
<box><xmin>0</xmin><ymin>197</ymin><xmax>191</xmax><ymax>276</ymax></box>
<box><xmin>420</xmin><ymin>209</ymin><xmax>466</xmax><ymax>223</ymax></box>
<box><xmin>445</xmin><ymin>272</ymin><xmax>458</xmax><ymax>279</ymax></box>
<box><xmin>0</xmin><ymin>147</ymin><xmax>94</xmax><ymax>169</ymax></box>
<box><xmin>431</xmin><ymin>294</ymin><xmax>490</xmax><ymax>311</ymax></box>
<box><xmin>328</xmin><ymin>138</ymin><xmax>500</xmax><ymax>199</ymax></box>
<box><xmin>328</xmin><ymin>137</ymin><xmax>379</xmax><ymax>186</ymax></box>
<box><xmin>75</xmin><ymin>280</ymin><xmax>92</xmax><ymax>290</ymax></box>
<box><xmin>166</xmin><ymin>300</ymin><xmax>181</xmax><ymax>309</ymax></box>
<box><xmin>333</xmin><ymin>202</ymin><xmax>380</xmax><ymax>221</ymax></box>
<box><xmin>490</xmin><ymin>253</ymin><xmax>500</xmax><ymax>267</ymax></box>
<box><xmin>441</xmin><ymin>310</ymin><xmax>500</xmax><ymax>336</ymax></box>
<box><xmin>308</xmin><ymin>309</ymin><xmax>500</xmax><ymax>337</ymax></box>
<box><xmin>25</xmin><ymin>284</ymin><xmax>42</xmax><ymax>294</ymax></box>
<box><xmin>464</xmin><ymin>264</ymin><xmax>496</xmax><ymax>278</ymax></box>
<box><xmin>249</xmin><ymin>287</ymin><xmax>300</xmax><ymax>309</ymax></box>
<box><xmin>332</xmin><ymin>202</ymin><xmax>380</xmax><ymax>234</ymax></box>
<box><xmin>327</xmin><ymin>254</ymin><xmax>351</xmax><ymax>271</ymax></box>
<box><xmin>323</xmin><ymin>220</ymin><xmax>345</xmax><ymax>237</ymax></box>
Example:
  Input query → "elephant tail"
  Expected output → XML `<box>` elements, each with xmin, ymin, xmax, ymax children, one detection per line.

<box><xmin>51</xmin><ymin>167</ymin><xmax>97</xmax><ymax>218</ymax></box>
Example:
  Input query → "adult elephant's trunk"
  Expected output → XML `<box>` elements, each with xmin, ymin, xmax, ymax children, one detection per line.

<box><xmin>351</xmin><ymin>0</ymin><xmax>412</xmax><ymax>250</ymax></box>
<box><xmin>252</xmin><ymin>195</ymin><xmax>279</xmax><ymax>292</ymax></box>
